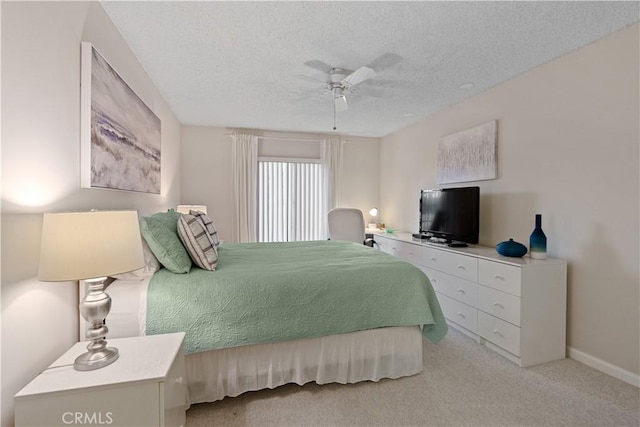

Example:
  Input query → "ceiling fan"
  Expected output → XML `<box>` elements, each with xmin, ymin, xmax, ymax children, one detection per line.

<box><xmin>295</xmin><ymin>53</ymin><xmax>404</xmax><ymax>130</ymax></box>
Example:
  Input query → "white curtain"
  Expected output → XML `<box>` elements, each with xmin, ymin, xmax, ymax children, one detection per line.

<box><xmin>321</xmin><ymin>137</ymin><xmax>343</xmax><ymax>238</ymax></box>
<box><xmin>232</xmin><ymin>133</ymin><xmax>258</xmax><ymax>242</ymax></box>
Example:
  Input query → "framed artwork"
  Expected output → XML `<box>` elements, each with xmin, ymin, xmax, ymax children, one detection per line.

<box><xmin>80</xmin><ymin>42</ymin><xmax>161</xmax><ymax>193</ymax></box>
<box><xmin>437</xmin><ymin>120</ymin><xmax>497</xmax><ymax>184</ymax></box>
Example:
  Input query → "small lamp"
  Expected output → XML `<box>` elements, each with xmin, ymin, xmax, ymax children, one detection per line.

<box><xmin>176</xmin><ymin>205</ymin><xmax>207</xmax><ymax>215</ymax></box>
<box><xmin>368</xmin><ymin>207</ymin><xmax>378</xmax><ymax>229</ymax></box>
<box><xmin>39</xmin><ymin>211</ymin><xmax>144</xmax><ymax>371</ymax></box>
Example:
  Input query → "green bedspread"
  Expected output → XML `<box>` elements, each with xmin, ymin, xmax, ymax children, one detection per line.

<box><xmin>146</xmin><ymin>240</ymin><xmax>447</xmax><ymax>354</ymax></box>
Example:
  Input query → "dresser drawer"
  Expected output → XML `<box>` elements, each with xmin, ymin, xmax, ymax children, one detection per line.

<box><xmin>478</xmin><ymin>285</ymin><xmax>521</xmax><ymax>326</ymax></box>
<box><xmin>384</xmin><ymin>239</ymin><xmax>403</xmax><ymax>257</ymax></box>
<box><xmin>478</xmin><ymin>311</ymin><xmax>521</xmax><ymax>356</ymax></box>
<box><xmin>422</xmin><ymin>247</ymin><xmax>478</xmax><ymax>282</ymax></box>
<box><xmin>478</xmin><ymin>259</ymin><xmax>521</xmax><ymax>296</ymax></box>
<box><xmin>398</xmin><ymin>241</ymin><xmax>422</xmax><ymax>265</ymax></box>
<box><xmin>436</xmin><ymin>293</ymin><xmax>477</xmax><ymax>333</ymax></box>
<box><xmin>421</xmin><ymin>266</ymin><xmax>477</xmax><ymax>308</ymax></box>
<box><xmin>375</xmin><ymin>236</ymin><xmax>392</xmax><ymax>254</ymax></box>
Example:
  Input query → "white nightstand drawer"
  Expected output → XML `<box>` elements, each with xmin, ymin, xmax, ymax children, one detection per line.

<box><xmin>478</xmin><ymin>312</ymin><xmax>521</xmax><ymax>356</ymax></box>
<box><xmin>478</xmin><ymin>285</ymin><xmax>521</xmax><ymax>326</ymax></box>
<box><xmin>422</xmin><ymin>247</ymin><xmax>478</xmax><ymax>282</ymax></box>
<box><xmin>478</xmin><ymin>259</ymin><xmax>521</xmax><ymax>296</ymax></box>
<box><xmin>421</xmin><ymin>266</ymin><xmax>477</xmax><ymax>308</ymax></box>
<box><xmin>437</xmin><ymin>293</ymin><xmax>478</xmax><ymax>333</ymax></box>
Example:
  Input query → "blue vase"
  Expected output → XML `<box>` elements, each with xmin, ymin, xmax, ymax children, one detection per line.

<box><xmin>529</xmin><ymin>214</ymin><xmax>547</xmax><ymax>259</ymax></box>
<box><xmin>496</xmin><ymin>238</ymin><xmax>528</xmax><ymax>257</ymax></box>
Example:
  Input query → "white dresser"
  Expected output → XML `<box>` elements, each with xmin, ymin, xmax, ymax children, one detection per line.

<box><xmin>375</xmin><ymin>232</ymin><xmax>567</xmax><ymax>367</ymax></box>
<box><xmin>15</xmin><ymin>333</ymin><xmax>187</xmax><ymax>427</ymax></box>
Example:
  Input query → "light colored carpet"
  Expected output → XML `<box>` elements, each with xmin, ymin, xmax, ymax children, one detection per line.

<box><xmin>185</xmin><ymin>328</ymin><xmax>639</xmax><ymax>426</ymax></box>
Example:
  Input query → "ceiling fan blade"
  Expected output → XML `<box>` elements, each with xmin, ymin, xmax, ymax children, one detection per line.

<box><xmin>304</xmin><ymin>59</ymin><xmax>334</xmax><ymax>74</ymax></box>
<box><xmin>367</xmin><ymin>52</ymin><xmax>403</xmax><ymax>72</ymax></box>
<box><xmin>293</xmin><ymin>74</ymin><xmax>327</xmax><ymax>84</ymax></box>
<box><xmin>341</xmin><ymin>66</ymin><xmax>376</xmax><ymax>87</ymax></box>
<box><xmin>334</xmin><ymin>95</ymin><xmax>348</xmax><ymax>112</ymax></box>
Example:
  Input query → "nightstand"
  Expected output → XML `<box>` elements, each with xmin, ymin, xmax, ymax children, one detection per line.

<box><xmin>15</xmin><ymin>333</ymin><xmax>187</xmax><ymax>427</ymax></box>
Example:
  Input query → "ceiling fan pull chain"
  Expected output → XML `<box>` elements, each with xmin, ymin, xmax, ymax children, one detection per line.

<box><xmin>333</xmin><ymin>99</ymin><xmax>337</xmax><ymax>131</ymax></box>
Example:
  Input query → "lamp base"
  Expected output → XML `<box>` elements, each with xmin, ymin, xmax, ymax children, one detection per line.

<box><xmin>74</xmin><ymin>346</ymin><xmax>119</xmax><ymax>371</ymax></box>
<box><xmin>77</xmin><ymin>277</ymin><xmax>119</xmax><ymax>371</ymax></box>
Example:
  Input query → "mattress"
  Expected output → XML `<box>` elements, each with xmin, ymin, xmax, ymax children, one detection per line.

<box><xmin>104</xmin><ymin>277</ymin><xmax>149</xmax><ymax>339</ymax></box>
<box><xmin>102</xmin><ymin>278</ymin><xmax>425</xmax><ymax>404</ymax></box>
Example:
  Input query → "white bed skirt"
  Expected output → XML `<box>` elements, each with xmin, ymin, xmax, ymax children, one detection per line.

<box><xmin>101</xmin><ymin>279</ymin><xmax>424</xmax><ymax>405</ymax></box>
<box><xmin>186</xmin><ymin>325</ymin><xmax>423</xmax><ymax>405</ymax></box>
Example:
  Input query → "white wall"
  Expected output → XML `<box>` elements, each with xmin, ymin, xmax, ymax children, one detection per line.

<box><xmin>380</xmin><ymin>25</ymin><xmax>639</xmax><ymax>378</ymax></box>
<box><xmin>181</xmin><ymin>127</ymin><xmax>380</xmax><ymax>242</ymax></box>
<box><xmin>181</xmin><ymin>126</ymin><xmax>234</xmax><ymax>241</ymax></box>
<box><xmin>0</xmin><ymin>2</ymin><xmax>182</xmax><ymax>425</ymax></box>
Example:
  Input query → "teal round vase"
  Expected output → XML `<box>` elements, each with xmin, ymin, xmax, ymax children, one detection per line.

<box><xmin>529</xmin><ymin>214</ymin><xmax>547</xmax><ymax>259</ymax></box>
<box><xmin>496</xmin><ymin>238</ymin><xmax>527</xmax><ymax>257</ymax></box>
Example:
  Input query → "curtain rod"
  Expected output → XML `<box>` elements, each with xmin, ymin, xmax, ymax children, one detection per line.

<box><xmin>225</xmin><ymin>133</ymin><xmax>350</xmax><ymax>143</ymax></box>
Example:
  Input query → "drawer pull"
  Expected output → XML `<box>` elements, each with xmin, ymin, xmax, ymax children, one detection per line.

<box><xmin>456</xmin><ymin>288</ymin><xmax>466</xmax><ymax>294</ymax></box>
<box><xmin>457</xmin><ymin>264</ymin><xmax>466</xmax><ymax>270</ymax></box>
<box><xmin>456</xmin><ymin>312</ymin><xmax>465</xmax><ymax>318</ymax></box>
<box><xmin>494</xmin><ymin>274</ymin><xmax>505</xmax><ymax>280</ymax></box>
<box><xmin>493</xmin><ymin>302</ymin><xmax>504</xmax><ymax>309</ymax></box>
<box><xmin>492</xmin><ymin>329</ymin><xmax>504</xmax><ymax>337</ymax></box>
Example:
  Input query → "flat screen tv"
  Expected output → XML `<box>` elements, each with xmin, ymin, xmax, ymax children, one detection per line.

<box><xmin>419</xmin><ymin>186</ymin><xmax>480</xmax><ymax>245</ymax></box>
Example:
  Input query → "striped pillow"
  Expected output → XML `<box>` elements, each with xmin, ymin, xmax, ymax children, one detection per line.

<box><xmin>177</xmin><ymin>214</ymin><xmax>218</xmax><ymax>271</ymax></box>
<box><xmin>190</xmin><ymin>210</ymin><xmax>220</xmax><ymax>248</ymax></box>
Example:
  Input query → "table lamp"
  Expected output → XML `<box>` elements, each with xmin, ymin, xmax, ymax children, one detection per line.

<box><xmin>176</xmin><ymin>205</ymin><xmax>207</xmax><ymax>214</ymax></box>
<box><xmin>38</xmin><ymin>211</ymin><xmax>144</xmax><ymax>371</ymax></box>
<box><xmin>368</xmin><ymin>207</ymin><xmax>378</xmax><ymax>229</ymax></box>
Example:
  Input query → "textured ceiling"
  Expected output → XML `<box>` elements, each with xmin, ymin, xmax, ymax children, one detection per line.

<box><xmin>100</xmin><ymin>1</ymin><xmax>639</xmax><ymax>138</ymax></box>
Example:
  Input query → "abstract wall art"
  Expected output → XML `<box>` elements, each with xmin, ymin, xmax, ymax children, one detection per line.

<box><xmin>81</xmin><ymin>42</ymin><xmax>161</xmax><ymax>193</ymax></box>
<box><xmin>437</xmin><ymin>120</ymin><xmax>497</xmax><ymax>184</ymax></box>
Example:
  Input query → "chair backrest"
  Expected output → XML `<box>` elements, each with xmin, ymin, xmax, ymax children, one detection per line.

<box><xmin>328</xmin><ymin>208</ymin><xmax>366</xmax><ymax>244</ymax></box>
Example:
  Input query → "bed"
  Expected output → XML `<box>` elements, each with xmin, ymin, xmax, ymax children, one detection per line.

<box><xmin>94</xmin><ymin>239</ymin><xmax>447</xmax><ymax>405</ymax></box>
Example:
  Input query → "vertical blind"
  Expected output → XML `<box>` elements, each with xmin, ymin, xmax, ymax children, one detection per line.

<box><xmin>258</xmin><ymin>161</ymin><xmax>324</xmax><ymax>242</ymax></box>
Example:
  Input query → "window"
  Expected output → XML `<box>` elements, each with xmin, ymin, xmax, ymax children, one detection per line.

<box><xmin>258</xmin><ymin>159</ymin><xmax>324</xmax><ymax>242</ymax></box>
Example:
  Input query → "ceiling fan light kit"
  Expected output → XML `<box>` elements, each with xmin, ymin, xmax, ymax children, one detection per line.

<box><xmin>298</xmin><ymin>53</ymin><xmax>404</xmax><ymax>131</ymax></box>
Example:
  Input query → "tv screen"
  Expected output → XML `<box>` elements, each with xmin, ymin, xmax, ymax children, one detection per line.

<box><xmin>419</xmin><ymin>186</ymin><xmax>479</xmax><ymax>244</ymax></box>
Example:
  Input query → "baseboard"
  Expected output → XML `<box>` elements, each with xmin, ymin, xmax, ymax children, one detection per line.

<box><xmin>567</xmin><ymin>346</ymin><xmax>639</xmax><ymax>387</ymax></box>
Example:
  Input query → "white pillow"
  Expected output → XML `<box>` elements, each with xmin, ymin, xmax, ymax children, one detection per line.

<box><xmin>111</xmin><ymin>238</ymin><xmax>161</xmax><ymax>280</ymax></box>
<box><xmin>177</xmin><ymin>214</ymin><xmax>218</xmax><ymax>271</ymax></box>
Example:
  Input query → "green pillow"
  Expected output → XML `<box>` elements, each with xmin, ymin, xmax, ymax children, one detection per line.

<box><xmin>140</xmin><ymin>209</ymin><xmax>192</xmax><ymax>274</ymax></box>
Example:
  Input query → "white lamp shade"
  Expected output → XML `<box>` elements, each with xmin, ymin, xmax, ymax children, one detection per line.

<box><xmin>39</xmin><ymin>211</ymin><xmax>144</xmax><ymax>281</ymax></box>
<box><xmin>176</xmin><ymin>205</ymin><xmax>207</xmax><ymax>215</ymax></box>
<box><xmin>369</xmin><ymin>208</ymin><xmax>378</xmax><ymax>217</ymax></box>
